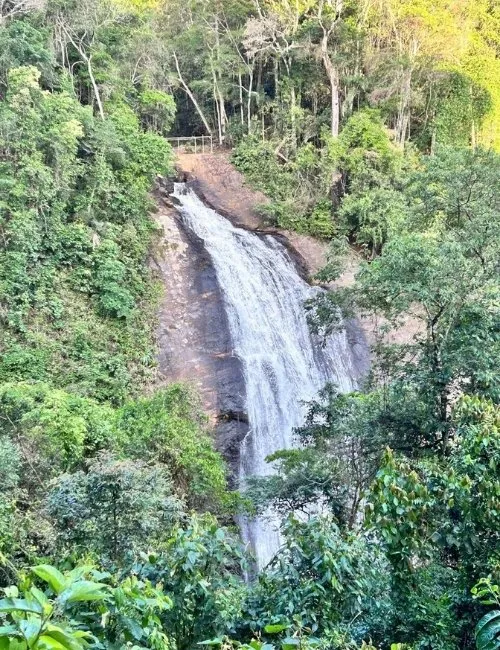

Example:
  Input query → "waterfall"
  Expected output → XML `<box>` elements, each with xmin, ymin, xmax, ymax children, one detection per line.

<box><xmin>172</xmin><ymin>183</ymin><xmax>359</xmax><ymax>569</ymax></box>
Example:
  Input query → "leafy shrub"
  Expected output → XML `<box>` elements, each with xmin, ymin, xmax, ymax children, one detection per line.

<box><xmin>117</xmin><ymin>385</ymin><xmax>229</xmax><ymax>509</ymax></box>
<box><xmin>0</xmin><ymin>563</ymin><xmax>172</xmax><ymax>650</ymax></box>
<box><xmin>47</xmin><ymin>453</ymin><xmax>183</xmax><ymax>563</ymax></box>
<box><xmin>0</xmin><ymin>65</ymin><xmax>173</xmax><ymax>402</ymax></box>
<box><xmin>137</xmin><ymin>514</ymin><xmax>247</xmax><ymax>650</ymax></box>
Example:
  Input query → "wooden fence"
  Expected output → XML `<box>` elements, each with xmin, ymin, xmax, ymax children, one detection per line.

<box><xmin>166</xmin><ymin>135</ymin><xmax>215</xmax><ymax>154</ymax></box>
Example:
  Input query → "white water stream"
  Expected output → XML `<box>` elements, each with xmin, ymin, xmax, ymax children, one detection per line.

<box><xmin>173</xmin><ymin>184</ymin><xmax>358</xmax><ymax>568</ymax></box>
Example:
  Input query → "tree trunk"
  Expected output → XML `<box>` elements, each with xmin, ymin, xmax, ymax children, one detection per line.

<box><xmin>212</xmin><ymin>67</ymin><xmax>226</xmax><ymax>145</ymax></box>
<box><xmin>247</xmin><ymin>68</ymin><xmax>254</xmax><ymax>133</ymax></box>
<box><xmin>86</xmin><ymin>55</ymin><xmax>105</xmax><ymax>120</ymax></box>
<box><xmin>395</xmin><ymin>67</ymin><xmax>412</xmax><ymax>147</ymax></box>
<box><xmin>58</xmin><ymin>22</ymin><xmax>105</xmax><ymax>121</ymax></box>
<box><xmin>331</xmin><ymin>78</ymin><xmax>340</xmax><ymax>137</ymax></box>
<box><xmin>238</xmin><ymin>72</ymin><xmax>244</xmax><ymax>126</ymax></box>
<box><xmin>173</xmin><ymin>52</ymin><xmax>212</xmax><ymax>135</ymax></box>
<box><xmin>213</xmin><ymin>19</ymin><xmax>227</xmax><ymax>144</ymax></box>
<box><xmin>290</xmin><ymin>83</ymin><xmax>297</xmax><ymax>149</ymax></box>
<box><xmin>321</xmin><ymin>32</ymin><xmax>340</xmax><ymax>137</ymax></box>
<box><xmin>218</xmin><ymin>86</ymin><xmax>227</xmax><ymax>142</ymax></box>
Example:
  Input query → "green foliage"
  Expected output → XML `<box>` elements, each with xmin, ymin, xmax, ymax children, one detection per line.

<box><xmin>46</xmin><ymin>454</ymin><xmax>183</xmax><ymax>563</ymax></box>
<box><xmin>0</xmin><ymin>381</ymin><xmax>233</xmax><ymax>574</ymax></box>
<box><xmin>431</xmin><ymin>72</ymin><xmax>492</xmax><ymax>149</ymax></box>
<box><xmin>328</xmin><ymin>110</ymin><xmax>404</xmax><ymax>185</ymax></box>
<box><xmin>232</xmin><ymin>137</ymin><xmax>335</xmax><ymax>238</ymax></box>
<box><xmin>246</xmin><ymin>385</ymin><xmax>380</xmax><ymax>527</ymax></box>
<box><xmin>365</xmin><ymin>449</ymin><xmax>436</xmax><ymax>573</ymax></box>
<box><xmin>0</xmin><ymin>21</ymin><xmax>54</xmax><ymax>90</ymax></box>
<box><xmin>0</xmin><ymin>563</ymin><xmax>172</xmax><ymax>650</ymax></box>
<box><xmin>366</xmin><ymin>396</ymin><xmax>499</xmax><ymax>578</ymax></box>
<box><xmin>473</xmin><ymin>579</ymin><xmax>500</xmax><ymax>650</ymax></box>
<box><xmin>0</xmin><ymin>60</ymin><xmax>173</xmax><ymax>403</ymax></box>
<box><xmin>136</xmin><ymin>515</ymin><xmax>247</xmax><ymax>650</ymax></box>
<box><xmin>244</xmin><ymin>516</ymin><xmax>389</xmax><ymax>640</ymax></box>
<box><xmin>138</xmin><ymin>89</ymin><xmax>176</xmax><ymax>134</ymax></box>
<box><xmin>0</xmin><ymin>4</ymin><xmax>498</xmax><ymax>650</ymax></box>
<box><xmin>0</xmin><ymin>565</ymin><xmax>107</xmax><ymax>650</ymax></box>
<box><xmin>117</xmin><ymin>385</ymin><xmax>229</xmax><ymax>509</ymax></box>
<box><xmin>0</xmin><ymin>382</ymin><xmax>117</xmax><ymax>470</ymax></box>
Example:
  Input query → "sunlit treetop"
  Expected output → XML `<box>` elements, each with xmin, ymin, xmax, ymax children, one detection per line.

<box><xmin>111</xmin><ymin>0</ymin><xmax>162</xmax><ymax>12</ymax></box>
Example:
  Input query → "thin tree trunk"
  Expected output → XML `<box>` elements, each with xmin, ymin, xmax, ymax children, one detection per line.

<box><xmin>331</xmin><ymin>79</ymin><xmax>340</xmax><ymax>137</ymax></box>
<box><xmin>290</xmin><ymin>83</ymin><xmax>297</xmax><ymax>149</ymax></box>
<box><xmin>396</xmin><ymin>67</ymin><xmax>412</xmax><ymax>147</ymax></box>
<box><xmin>212</xmin><ymin>67</ymin><xmax>226</xmax><ymax>145</ymax></box>
<box><xmin>247</xmin><ymin>68</ymin><xmax>253</xmax><ymax>133</ymax></box>
<box><xmin>86</xmin><ymin>55</ymin><xmax>105</xmax><ymax>120</ymax></box>
<box><xmin>213</xmin><ymin>20</ymin><xmax>227</xmax><ymax>144</ymax></box>
<box><xmin>173</xmin><ymin>51</ymin><xmax>212</xmax><ymax>135</ymax></box>
<box><xmin>218</xmin><ymin>86</ymin><xmax>227</xmax><ymax>142</ymax></box>
<box><xmin>238</xmin><ymin>72</ymin><xmax>244</xmax><ymax>126</ymax></box>
<box><xmin>321</xmin><ymin>32</ymin><xmax>340</xmax><ymax>137</ymax></box>
<box><xmin>58</xmin><ymin>22</ymin><xmax>105</xmax><ymax>120</ymax></box>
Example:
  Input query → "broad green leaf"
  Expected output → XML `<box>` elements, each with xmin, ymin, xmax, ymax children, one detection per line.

<box><xmin>32</xmin><ymin>567</ymin><xmax>67</xmax><ymax>596</ymax></box>
<box><xmin>29</xmin><ymin>588</ymin><xmax>51</xmax><ymax>615</ymax></box>
<box><xmin>0</xmin><ymin>626</ymin><xmax>18</xmax><ymax>637</ymax></box>
<box><xmin>19</xmin><ymin>619</ymin><xmax>42</xmax><ymax>646</ymax></box>
<box><xmin>123</xmin><ymin>617</ymin><xmax>143</xmax><ymax>641</ymax></box>
<box><xmin>43</xmin><ymin>627</ymin><xmax>86</xmax><ymax>650</ymax></box>
<box><xmin>65</xmin><ymin>567</ymin><xmax>94</xmax><ymax>583</ymax></box>
<box><xmin>59</xmin><ymin>582</ymin><xmax>107</xmax><ymax>603</ymax></box>
<box><xmin>476</xmin><ymin>609</ymin><xmax>500</xmax><ymax>650</ymax></box>
<box><xmin>198</xmin><ymin>639</ymin><xmax>224</xmax><ymax>646</ymax></box>
<box><xmin>0</xmin><ymin>599</ymin><xmax>43</xmax><ymax>615</ymax></box>
<box><xmin>37</xmin><ymin>635</ymin><xmax>69</xmax><ymax>650</ymax></box>
<box><xmin>264</xmin><ymin>625</ymin><xmax>288</xmax><ymax>634</ymax></box>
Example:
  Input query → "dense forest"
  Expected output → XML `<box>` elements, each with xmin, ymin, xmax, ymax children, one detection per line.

<box><xmin>0</xmin><ymin>0</ymin><xmax>499</xmax><ymax>649</ymax></box>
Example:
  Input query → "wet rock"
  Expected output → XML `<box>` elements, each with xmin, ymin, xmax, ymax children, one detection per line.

<box><xmin>153</xmin><ymin>196</ymin><xmax>248</xmax><ymax>478</ymax></box>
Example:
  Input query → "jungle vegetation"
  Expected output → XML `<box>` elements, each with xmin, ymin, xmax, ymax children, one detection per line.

<box><xmin>0</xmin><ymin>0</ymin><xmax>498</xmax><ymax>649</ymax></box>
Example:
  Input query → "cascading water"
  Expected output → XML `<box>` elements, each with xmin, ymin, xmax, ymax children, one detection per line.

<box><xmin>172</xmin><ymin>183</ymin><xmax>359</xmax><ymax>568</ymax></box>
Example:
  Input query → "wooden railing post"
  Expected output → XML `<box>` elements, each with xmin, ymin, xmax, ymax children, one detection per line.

<box><xmin>166</xmin><ymin>135</ymin><xmax>214</xmax><ymax>154</ymax></box>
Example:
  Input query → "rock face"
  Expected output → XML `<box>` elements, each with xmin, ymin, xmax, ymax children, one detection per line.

<box><xmin>152</xmin><ymin>156</ymin><xmax>371</xmax><ymax>483</ymax></box>
<box><xmin>176</xmin><ymin>152</ymin><xmax>332</xmax><ymax>276</ymax></box>
<box><xmin>153</xmin><ymin>186</ymin><xmax>248</xmax><ymax>482</ymax></box>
